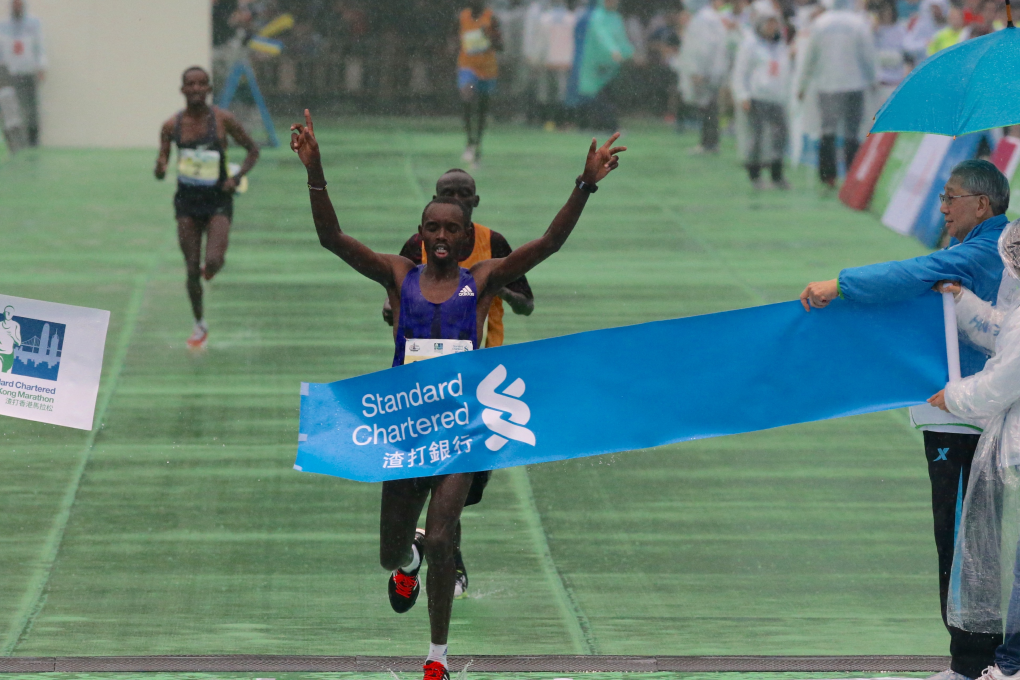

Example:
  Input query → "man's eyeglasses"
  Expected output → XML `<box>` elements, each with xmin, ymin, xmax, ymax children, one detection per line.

<box><xmin>939</xmin><ymin>193</ymin><xmax>985</xmax><ymax>206</ymax></box>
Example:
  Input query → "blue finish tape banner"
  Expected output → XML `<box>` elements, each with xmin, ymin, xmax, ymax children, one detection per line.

<box><xmin>295</xmin><ymin>295</ymin><xmax>948</xmax><ymax>483</ymax></box>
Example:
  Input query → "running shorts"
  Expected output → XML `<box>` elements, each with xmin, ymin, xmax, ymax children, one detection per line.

<box><xmin>465</xmin><ymin>470</ymin><xmax>491</xmax><ymax>506</ymax></box>
<box><xmin>398</xmin><ymin>470</ymin><xmax>491</xmax><ymax>506</ymax></box>
<box><xmin>0</xmin><ymin>351</ymin><xmax>13</xmax><ymax>373</ymax></box>
<box><xmin>458</xmin><ymin>68</ymin><xmax>497</xmax><ymax>95</ymax></box>
<box><xmin>174</xmin><ymin>186</ymin><xmax>233</xmax><ymax>221</ymax></box>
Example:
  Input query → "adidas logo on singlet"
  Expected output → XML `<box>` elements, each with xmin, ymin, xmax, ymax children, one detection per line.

<box><xmin>458</xmin><ymin>286</ymin><xmax>475</xmax><ymax>297</ymax></box>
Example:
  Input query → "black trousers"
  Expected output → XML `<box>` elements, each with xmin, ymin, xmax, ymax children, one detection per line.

<box><xmin>700</xmin><ymin>93</ymin><xmax>719</xmax><ymax>151</ymax></box>
<box><xmin>925</xmin><ymin>430</ymin><xmax>1002</xmax><ymax>678</ymax></box>
<box><xmin>747</xmin><ymin>100</ymin><xmax>787</xmax><ymax>181</ymax></box>
<box><xmin>817</xmin><ymin>90</ymin><xmax>864</xmax><ymax>184</ymax></box>
<box><xmin>12</xmin><ymin>74</ymin><xmax>38</xmax><ymax>146</ymax></box>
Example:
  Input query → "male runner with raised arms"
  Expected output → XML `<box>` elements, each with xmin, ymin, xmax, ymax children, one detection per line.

<box><xmin>382</xmin><ymin>168</ymin><xmax>535</xmax><ymax>599</ymax></box>
<box><xmin>291</xmin><ymin>109</ymin><xmax>623</xmax><ymax>680</ymax></box>
<box><xmin>155</xmin><ymin>66</ymin><xmax>260</xmax><ymax>349</ymax></box>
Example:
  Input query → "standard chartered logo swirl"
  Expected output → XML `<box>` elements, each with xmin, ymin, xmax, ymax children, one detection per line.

<box><xmin>476</xmin><ymin>364</ymin><xmax>536</xmax><ymax>451</ymax></box>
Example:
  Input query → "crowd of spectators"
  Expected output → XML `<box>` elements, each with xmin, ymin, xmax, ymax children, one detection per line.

<box><xmin>671</xmin><ymin>0</ymin><xmax>1011</xmax><ymax>187</ymax></box>
<box><xmin>215</xmin><ymin>0</ymin><xmax>1009</xmax><ymax>141</ymax></box>
<box><xmin>212</xmin><ymin>0</ymin><xmax>686</xmax><ymax>117</ymax></box>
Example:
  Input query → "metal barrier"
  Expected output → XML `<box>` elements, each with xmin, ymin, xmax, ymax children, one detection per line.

<box><xmin>0</xmin><ymin>655</ymin><xmax>951</xmax><ymax>673</ymax></box>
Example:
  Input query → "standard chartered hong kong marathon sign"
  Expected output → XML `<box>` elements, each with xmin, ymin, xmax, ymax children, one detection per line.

<box><xmin>0</xmin><ymin>294</ymin><xmax>110</xmax><ymax>430</ymax></box>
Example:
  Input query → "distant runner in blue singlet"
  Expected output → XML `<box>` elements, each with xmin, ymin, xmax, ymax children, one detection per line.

<box><xmin>291</xmin><ymin>107</ymin><xmax>625</xmax><ymax>680</ymax></box>
<box><xmin>155</xmin><ymin>66</ymin><xmax>260</xmax><ymax>350</ymax></box>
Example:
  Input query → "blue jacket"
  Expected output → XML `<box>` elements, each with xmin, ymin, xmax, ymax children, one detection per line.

<box><xmin>839</xmin><ymin>213</ymin><xmax>1008</xmax><ymax>377</ymax></box>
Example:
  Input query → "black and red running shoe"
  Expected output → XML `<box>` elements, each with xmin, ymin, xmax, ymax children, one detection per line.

<box><xmin>388</xmin><ymin>528</ymin><xmax>425</xmax><ymax>613</ymax></box>
<box><xmin>422</xmin><ymin>660</ymin><xmax>450</xmax><ymax>680</ymax></box>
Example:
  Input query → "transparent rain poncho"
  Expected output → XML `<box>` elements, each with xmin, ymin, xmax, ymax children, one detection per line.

<box><xmin>946</xmin><ymin>219</ymin><xmax>1020</xmax><ymax>633</ymax></box>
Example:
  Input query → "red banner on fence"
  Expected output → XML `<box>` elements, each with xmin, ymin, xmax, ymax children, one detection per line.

<box><xmin>840</xmin><ymin>132</ymin><xmax>898</xmax><ymax>211</ymax></box>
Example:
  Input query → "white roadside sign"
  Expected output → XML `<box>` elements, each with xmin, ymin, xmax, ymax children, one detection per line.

<box><xmin>0</xmin><ymin>294</ymin><xmax>110</xmax><ymax>430</ymax></box>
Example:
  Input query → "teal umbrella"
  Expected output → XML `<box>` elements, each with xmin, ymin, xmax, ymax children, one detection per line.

<box><xmin>871</xmin><ymin>9</ymin><xmax>1020</xmax><ymax>136</ymax></box>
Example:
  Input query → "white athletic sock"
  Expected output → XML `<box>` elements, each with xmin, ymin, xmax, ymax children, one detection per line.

<box><xmin>195</xmin><ymin>319</ymin><xmax>208</xmax><ymax>332</ymax></box>
<box><xmin>426</xmin><ymin>643</ymin><xmax>447</xmax><ymax>667</ymax></box>
<box><xmin>398</xmin><ymin>543</ymin><xmax>420</xmax><ymax>574</ymax></box>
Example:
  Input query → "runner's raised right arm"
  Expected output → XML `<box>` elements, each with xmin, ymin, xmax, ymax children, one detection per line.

<box><xmin>291</xmin><ymin>110</ymin><xmax>408</xmax><ymax>288</ymax></box>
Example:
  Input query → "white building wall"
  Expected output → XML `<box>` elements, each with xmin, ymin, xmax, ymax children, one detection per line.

<box><xmin>27</xmin><ymin>0</ymin><xmax>209</xmax><ymax>148</ymax></box>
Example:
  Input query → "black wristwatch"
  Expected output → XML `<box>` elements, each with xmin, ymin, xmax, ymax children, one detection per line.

<box><xmin>575</xmin><ymin>176</ymin><xmax>599</xmax><ymax>194</ymax></box>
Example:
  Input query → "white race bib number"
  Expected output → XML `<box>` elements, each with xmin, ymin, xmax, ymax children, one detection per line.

<box><xmin>403</xmin><ymin>338</ymin><xmax>473</xmax><ymax>364</ymax></box>
<box><xmin>177</xmin><ymin>148</ymin><xmax>221</xmax><ymax>186</ymax></box>
<box><xmin>461</xmin><ymin>28</ymin><xmax>491</xmax><ymax>55</ymax></box>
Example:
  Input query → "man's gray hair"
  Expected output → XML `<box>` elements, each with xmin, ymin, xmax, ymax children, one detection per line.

<box><xmin>950</xmin><ymin>159</ymin><xmax>1011</xmax><ymax>216</ymax></box>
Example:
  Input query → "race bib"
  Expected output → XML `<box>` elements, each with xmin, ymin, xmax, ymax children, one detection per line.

<box><xmin>461</xmin><ymin>28</ymin><xmax>491</xmax><ymax>55</ymax></box>
<box><xmin>404</xmin><ymin>339</ymin><xmax>473</xmax><ymax>364</ymax></box>
<box><xmin>177</xmin><ymin>148</ymin><xmax>221</xmax><ymax>186</ymax></box>
<box><xmin>877</xmin><ymin>48</ymin><xmax>904</xmax><ymax>70</ymax></box>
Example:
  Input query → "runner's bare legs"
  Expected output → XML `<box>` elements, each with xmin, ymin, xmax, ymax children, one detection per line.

<box><xmin>423</xmin><ymin>473</ymin><xmax>473</xmax><ymax>644</ymax></box>
<box><xmin>177</xmin><ymin>217</ymin><xmax>204</xmax><ymax>321</ymax></box>
<box><xmin>177</xmin><ymin>214</ymin><xmax>231</xmax><ymax>322</ymax></box>
<box><xmin>204</xmin><ymin>214</ymin><xmax>231</xmax><ymax>280</ymax></box>
<box><xmin>380</xmin><ymin>479</ymin><xmax>431</xmax><ymax>570</ymax></box>
<box><xmin>379</xmin><ymin>473</ymin><xmax>474</xmax><ymax>644</ymax></box>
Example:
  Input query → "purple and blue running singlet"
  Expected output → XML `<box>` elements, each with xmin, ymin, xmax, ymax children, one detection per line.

<box><xmin>393</xmin><ymin>265</ymin><xmax>479</xmax><ymax>367</ymax></box>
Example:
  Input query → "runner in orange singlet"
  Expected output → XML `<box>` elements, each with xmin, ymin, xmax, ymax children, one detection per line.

<box><xmin>456</xmin><ymin>1</ymin><xmax>502</xmax><ymax>166</ymax></box>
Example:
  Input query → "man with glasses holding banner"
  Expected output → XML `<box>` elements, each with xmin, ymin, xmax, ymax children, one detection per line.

<box><xmin>801</xmin><ymin>159</ymin><xmax>1010</xmax><ymax>680</ymax></box>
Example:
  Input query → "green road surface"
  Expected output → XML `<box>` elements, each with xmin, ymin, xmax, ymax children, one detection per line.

<box><xmin>0</xmin><ymin>119</ymin><xmax>942</xmax><ymax>659</ymax></box>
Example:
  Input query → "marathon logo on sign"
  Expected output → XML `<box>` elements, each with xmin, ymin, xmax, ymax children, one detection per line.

<box><xmin>0</xmin><ymin>294</ymin><xmax>110</xmax><ymax>431</ymax></box>
<box><xmin>1</xmin><ymin>309</ymin><xmax>66</xmax><ymax>381</ymax></box>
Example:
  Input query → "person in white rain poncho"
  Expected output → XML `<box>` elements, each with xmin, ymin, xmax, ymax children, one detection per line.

<box><xmin>904</xmin><ymin>0</ymin><xmax>949</xmax><ymax>64</ymax></box>
<box><xmin>929</xmin><ymin>220</ymin><xmax>1020</xmax><ymax>680</ymax></box>
<box><xmin>796</xmin><ymin>0</ymin><xmax>875</xmax><ymax>187</ymax></box>
<box><xmin>678</xmin><ymin>0</ymin><xmax>731</xmax><ymax>154</ymax></box>
<box><xmin>731</xmin><ymin>0</ymin><xmax>791</xmax><ymax>190</ymax></box>
<box><xmin>535</xmin><ymin>0</ymin><xmax>576</xmax><ymax>127</ymax></box>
